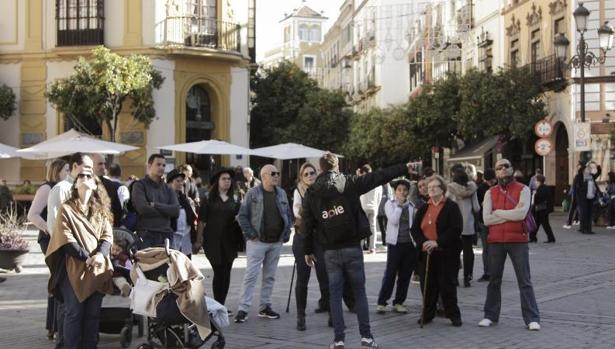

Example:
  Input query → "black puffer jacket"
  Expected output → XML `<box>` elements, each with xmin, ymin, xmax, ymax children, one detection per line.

<box><xmin>302</xmin><ymin>164</ymin><xmax>407</xmax><ymax>254</ymax></box>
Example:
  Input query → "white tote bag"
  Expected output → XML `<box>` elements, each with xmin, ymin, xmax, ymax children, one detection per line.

<box><xmin>130</xmin><ymin>266</ymin><xmax>168</xmax><ymax>317</ymax></box>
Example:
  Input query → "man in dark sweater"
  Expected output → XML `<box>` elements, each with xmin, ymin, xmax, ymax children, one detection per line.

<box><xmin>302</xmin><ymin>152</ymin><xmax>412</xmax><ymax>349</ymax></box>
<box><xmin>131</xmin><ymin>154</ymin><xmax>180</xmax><ymax>249</ymax></box>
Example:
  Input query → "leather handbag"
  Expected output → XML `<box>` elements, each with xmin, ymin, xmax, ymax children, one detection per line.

<box><xmin>502</xmin><ymin>190</ymin><xmax>537</xmax><ymax>235</ymax></box>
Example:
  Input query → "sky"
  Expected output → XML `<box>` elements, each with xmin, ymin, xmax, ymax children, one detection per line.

<box><xmin>255</xmin><ymin>0</ymin><xmax>344</xmax><ymax>61</ymax></box>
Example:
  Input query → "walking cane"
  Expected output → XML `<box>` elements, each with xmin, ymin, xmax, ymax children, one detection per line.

<box><xmin>286</xmin><ymin>262</ymin><xmax>296</xmax><ymax>313</ymax></box>
<box><xmin>420</xmin><ymin>252</ymin><xmax>431</xmax><ymax>329</ymax></box>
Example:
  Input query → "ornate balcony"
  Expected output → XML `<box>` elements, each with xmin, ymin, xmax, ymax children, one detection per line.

<box><xmin>525</xmin><ymin>54</ymin><xmax>569</xmax><ymax>91</ymax></box>
<box><xmin>157</xmin><ymin>16</ymin><xmax>241</xmax><ymax>54</ymax></box>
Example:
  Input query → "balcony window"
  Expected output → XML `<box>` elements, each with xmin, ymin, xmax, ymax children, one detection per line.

<box><xmin>56</xmin><ymin>0</ymin><xmax>104</xmax><ymax>46</ymax></box>
<box><xmin>510</xmin><ymin>39</ymin><xmax>519</xmax><ymax>67</ymax></box>
<box><xmin>530</xmin><ymin>29</ymin><xmax>541</xmax><ymax>63</ymax></box>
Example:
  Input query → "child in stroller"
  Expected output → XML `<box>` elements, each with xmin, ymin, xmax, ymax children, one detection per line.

<box><xmin>111</xmin><ymin>239</ymin><xmax>133</xmax><ymax>297</ymax></box>
<box><xmin>131</xmin><ymin>240</ymin><xmax>227</xmax><ymax>349</ymax></box>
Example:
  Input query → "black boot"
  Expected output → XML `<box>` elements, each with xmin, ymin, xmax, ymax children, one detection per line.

<box><xmin>296</xmin><ymin>315</ymin><xmax>306</xmax><ymax>331</ymax></box>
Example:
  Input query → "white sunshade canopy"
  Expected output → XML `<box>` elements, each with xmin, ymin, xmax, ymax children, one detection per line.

<box><xmin>157</xmin><ymin>140</ymin><xmax>254</xmax><ymax>155</ymax></box>
<box><xmin>17</xmin><ymin>129</ymin><xmax>139</xmax><ymax>159</ymax></box>
<box><xmin>251</xmin><ymin>143</ymin><xmax>343</xmax><ymax>160</ymax></box>
<box><xmin>0</xmin><ymin>143</ymin><xmax>19</xmax><ymax>159</ymax></box>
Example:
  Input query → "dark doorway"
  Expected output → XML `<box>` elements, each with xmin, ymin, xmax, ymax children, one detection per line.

<box><xmin>554</xmin><ymin>123</ymin><xmax>569</xmax><ymax>206</ymax></box>
<box><xmin>185</xmin><ymin>84</ymin><xmax>219</xmax><ymax>182</ymax></box>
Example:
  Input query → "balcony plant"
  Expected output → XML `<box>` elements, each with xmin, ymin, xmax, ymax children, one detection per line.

<box><xmin>0</xmin><ymin>206</ymin><xmax>30</xmax><ymax>272</ymax></box>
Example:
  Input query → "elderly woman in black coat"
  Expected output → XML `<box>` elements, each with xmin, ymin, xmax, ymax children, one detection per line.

<box><xmin>411</xmin><ymin>175</ymin><xmax>463</xmax><ymax>327</ymax></box>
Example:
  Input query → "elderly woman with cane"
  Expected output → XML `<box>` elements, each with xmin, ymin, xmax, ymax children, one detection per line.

<box><xmin>411</xmin><ymin>175</ymin><xmax>463</xmax><ymax>327</ymax></box>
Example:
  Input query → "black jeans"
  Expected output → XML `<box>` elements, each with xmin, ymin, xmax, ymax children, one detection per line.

<box><xmin>377</xmin><ymin>216</ymin><xmax>387</xmax><ymax>246</ymax></box>
<box><xmin>211</xmin><ymin>262</ymin><xmax>234</xmax><ymax>305</ymax></box>
<box><xmin>59</xmin><ymin>275</ymin><xmax>103</xmax><ymax>349</ymax></box>
<box><xmin>293</xmin><ymin>234</ymin><xmax>327</xmax><ymax>316</ymax></box>
<box><xmin>377</xmin><ymin>243</ymin><xmax>416</xmax><ymax>306</ymax></box>
<box><xmin>461</xmin><ymin>235</ymin><xmax>475</xmax><ymax>280</ymax></box>
<box><xmin>136</xmin><ymin>231</ymin><xmax>173</xmax><ymax>249</ymax></box>
<box><xmin>578</xmin><ymin>198</ymin><xmax>594</xmax><ymax>234</ymax></box>
<box><xmin>531</xmin><ymin>210</ymin><xmax>555</xmax><ymax>242</ymax></box>
<box><xmin>567</xmin><ymin>196</ymin><xmax>579</xmax><ymax>225</ymax></box>
<box><xmin>418</xmin><ymin>250</ymin><xmax>461</xmax><ymax>322</ymax></box>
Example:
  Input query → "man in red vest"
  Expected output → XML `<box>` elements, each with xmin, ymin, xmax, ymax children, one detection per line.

<box><xmin>478</xmin><ymin>159</ymin><xmax>541</xmax><ymax>331</ymax></box>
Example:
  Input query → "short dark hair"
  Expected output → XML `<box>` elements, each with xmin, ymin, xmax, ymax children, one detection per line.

<box><xmin>148</xmin><ymin>153</ymin><xmax>165</xmax><ymax>165</ymax></box>
<box><xmin>422</xmin><ymin>166</ymin><xmax>434</xmax><ymax>178</ymax></box>
<box><xmin>68</xmin><ymin>152</ymin><xmax>87</xmax><ymax>169</ymax></box>
<box><xmin>109</xmin><ymin>163</ymin><xmax>122</xmax><ymax>177</ymax></box>
<box><xmin>319</xmin><ymin>152</ymin><xmax>339</xmax><ymax>172</ymax></box>
<box><xmin>535</xmin><ymin>174</ymin><xmax>545</xmax><ymax>184</ymax></box>
<box><xmin>360</xmin><ymin>164</ymin><xmax>372</xmax><ymax>173</ymax></box>
<box><xmin>484</xmin><ymin>168</ymin><xmax>496</xmax><ymax>181</ymax></box>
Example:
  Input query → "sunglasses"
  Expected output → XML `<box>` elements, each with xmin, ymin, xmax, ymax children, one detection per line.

<box><xmin>78</xmin><ymin>173</ymin><xmax>93</xmax><ymax>179</ymax></box>
<box><xmin>303</xmin><ymin>171</ymin><xmax>316</xmax><ymax>177</ymax></box>
<box><xmin>269</xmin><ymin>171</ymin><xmax>280</xmax><ymax>177</ymax></box>
<box><xmin>496</xmin><ymin>164</ymin><xmax>511</xmax><ymax>170</ymax></box>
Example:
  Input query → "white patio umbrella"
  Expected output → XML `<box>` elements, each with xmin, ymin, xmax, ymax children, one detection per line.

<box><xmin>0</xmin><ymin>143</ymin><xmax>19</xmax><ymax>159</ymax></box>
<box><xmin>157</xmin><ymin>139</ymin><xmax>253</xmax><ymax>155</ymax></box>
<box><xmin>17</xmin><ymin>129</ymin><xmax>139</xmax><ymax>159</ymax></box>
<box><xmin>251</xmin><ymin>143</ymin><xmax>343</xmax><ymax>160</ymax></box>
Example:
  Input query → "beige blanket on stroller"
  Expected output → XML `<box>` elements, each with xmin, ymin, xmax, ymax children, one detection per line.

<box><xmin>131</xmin><ymin>248</ymin><xmax>211</xmax><ymax>339</ymax></box>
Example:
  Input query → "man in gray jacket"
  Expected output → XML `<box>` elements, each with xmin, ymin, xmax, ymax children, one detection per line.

<box><xmin>234</xmin><ymin>164</ymin><xmax>293</xmax><ymax>323</ymax></box>
<box><xmin>132</xmin><ymin>154</ymin><xmax>180</xmax><ymax>249</ymax></box>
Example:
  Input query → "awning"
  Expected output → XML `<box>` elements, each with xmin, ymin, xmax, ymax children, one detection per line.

<box><xmin>447</xmin><ymin>136</ymin><xmax>498</xmax><ymax>162</ymax></box>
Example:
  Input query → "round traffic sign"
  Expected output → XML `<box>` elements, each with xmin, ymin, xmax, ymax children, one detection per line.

<box><xmin>534</xmin><ymin>120</ymin><xmax>553</xmax><ymax>138</ymax></box>
<box><xmin>534</xmin><ymin>138</ymin><xmax>553</xmax><ymax>156</ymax></box>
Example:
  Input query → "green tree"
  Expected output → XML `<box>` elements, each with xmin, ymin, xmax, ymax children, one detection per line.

<box><xmin>45</xmin><ymin>46</ymin><xmax>164</xmax><ymax>141</ymax></box>
<box><xmin>0</xmin><ymin>84</ymin><xmax>16</xmax><ymax>121</ymax></box>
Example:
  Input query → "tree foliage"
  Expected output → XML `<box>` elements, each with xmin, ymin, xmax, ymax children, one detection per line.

<box><xmin>45</xmin><ymin>46</ymin><xmax>164</xmax><ymax>141</ymax></box>
<box><xmin>250</xmin><ymin>61</ymin><xmax>350</xmax><ymax>152</ymax></box>
<box><xmin>0</xmin><ymin>84</ymin><xmax>16</xmax><ymax>121</ymax></box>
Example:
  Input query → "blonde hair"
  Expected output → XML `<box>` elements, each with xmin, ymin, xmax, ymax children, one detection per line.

<box><xmin>296</xmin><ymin>162</ymin><xmax>317</xmax><ymax>196</ymax></box>
<box><xmin>428</xmin><ymin>175</ymin><xmax>448</xmax><ymax>195</ymax></box>
<box><xmin>46</xmin><ymin>159</ymin><xmax>68</xmax><ymax>183</ymax></box>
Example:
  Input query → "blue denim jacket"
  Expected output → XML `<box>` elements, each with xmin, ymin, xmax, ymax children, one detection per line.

<box><xmin>236</xmin><ymin>185</ymin><xmax>293</xmax><ymax>242</ymax></box>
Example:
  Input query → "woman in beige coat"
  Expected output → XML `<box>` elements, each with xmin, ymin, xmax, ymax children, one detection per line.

<box><xmin>45</xmin><ymin>169</ymin><xmax>114</xmax><ymax>349</ymax></box>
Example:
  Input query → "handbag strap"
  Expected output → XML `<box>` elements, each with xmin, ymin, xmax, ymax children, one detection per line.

<box><xmin>498</xmin><ymin>187</ymin><xmax>519</xmax><ymax>207</ymax></box>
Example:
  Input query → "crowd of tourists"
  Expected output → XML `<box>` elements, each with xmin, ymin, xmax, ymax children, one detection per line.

<box><xmin>20</xmin><ymin>150</ymin><xmax>609</xmax><ymax>349</ymax></box>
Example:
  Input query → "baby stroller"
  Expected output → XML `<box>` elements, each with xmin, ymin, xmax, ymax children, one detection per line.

<box><xmin>132</xmin><ymin>240</ymin><xmax>226</xmax><ymax>349</ymax></box>
<box><xmin>98</xmin><ymin>228</ymin><xmax>144</xmax><ymax>348</ymax></box>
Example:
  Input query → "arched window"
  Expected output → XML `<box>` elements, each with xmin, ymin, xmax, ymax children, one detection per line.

<box><xmin>56</xmin><ymin>0</ymin><xmax>104</xmax><ymax>46</ymax></box>
<box><xmin>185</xmin><ymin>84</ymin><xmax>218</xmax><ymax>181</ymax></box>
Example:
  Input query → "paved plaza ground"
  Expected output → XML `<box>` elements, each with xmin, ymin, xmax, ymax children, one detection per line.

<box><xmin>1</xmin><ymin>213</ymin><xmax>615</xmax><ymax>348</ymax></box>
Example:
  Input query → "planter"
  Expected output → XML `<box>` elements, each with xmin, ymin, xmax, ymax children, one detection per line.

<box><xmin>0</xmin><ymin>249</ymin><xmax>29</xmax><ymax>272</ymax></box>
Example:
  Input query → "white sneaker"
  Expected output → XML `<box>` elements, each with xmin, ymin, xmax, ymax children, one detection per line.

<box><xmin>528</xmin><ymin>322</ymin><xmax>541</xmax><ymax>331</ymax></box>
<box><xmin>572</xmin><ymin>221</ymin><xmax>580</xmax><ymax>226</ymax></box>
<box><xmin>563</xmin><ymin>225</ymin><xmax>572</xmax><ymax>229</ymax></box>
<box><xmin>607</xmin><ymin>226</ymin><xmax>615</xmax><ymax>230</ymax></box>
<box><xmin>478</xmin><ymin>318</ymin><xmax>494</xmax><ymax>327</ymax></box>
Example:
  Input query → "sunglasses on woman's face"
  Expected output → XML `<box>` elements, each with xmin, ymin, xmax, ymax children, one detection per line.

<box><xmin>77</xmin><ymin>173</ymin><xmax>92</xmax><ymax>179</ymax></box>
<box><xmin>496</xmin><ymin>164</ymin><xmax>510</xmax><ymax>171</ymax></box>
<box><xmin>303</xmin><ymin>171</ymin><xmax>316</xmax><ymax>177</ymax></box>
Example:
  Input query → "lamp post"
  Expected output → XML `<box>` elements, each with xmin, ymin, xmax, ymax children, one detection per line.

<box><xmin>554</xmin><ymin>2</ymin><xmax>614</xmax><ymax>160</ymax></box>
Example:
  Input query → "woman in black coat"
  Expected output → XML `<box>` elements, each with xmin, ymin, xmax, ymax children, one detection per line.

<box><xmin>411</xmin><ymin>175</ymin><xmax>463</xmax><ymax>327</ymax></box>
<box><xmin>573</xmin><ymin>161</ymin><xmax>601</xmax><ymax>235</ymax></box>
<box><xmin>530</xmin><ymin>175</ymin><xmax>555</xmax><ymax>243</ymax></box>
<box><xmin>194</xmin><ymin>168</ymin><xmax>243</xmax><ymax>306</ymax></box>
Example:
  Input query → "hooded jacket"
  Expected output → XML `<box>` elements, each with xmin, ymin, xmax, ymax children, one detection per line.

<box><xmin>446</xmin><ymin>181</ymin><xmax>480</xmax><ymax>236</ymax></box>
<box><xmin>302</xmin><ymin>163</ymin><xmax>407</xmax><ymax>254</ymax></box>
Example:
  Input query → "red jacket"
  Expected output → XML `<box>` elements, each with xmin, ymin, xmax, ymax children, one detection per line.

<box><xmin>487</xmin><ymin>181</ymin><xmax>528</xmax><ymax>243</ymax></box>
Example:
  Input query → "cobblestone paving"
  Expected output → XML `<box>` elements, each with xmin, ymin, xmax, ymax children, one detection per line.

<box><xmin>1</xmin><ymin>213</ymin><xmax>615</xmax><ymax>348</ymax></box>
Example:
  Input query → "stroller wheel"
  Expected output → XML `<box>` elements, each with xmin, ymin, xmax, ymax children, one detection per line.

<box><xmin>137</xmin><ymin>344</ymin><xmax>153</xmax><ymax>349</ymax></box>
<box><xmin>120</xmin><ymin>326</ymin><xmax>132</xmax><ymax>348</ymax></box>
<box><xmin>210</xmin><ymin>338</ymin><xmax>225</xmax><ymax>349</ymax></box>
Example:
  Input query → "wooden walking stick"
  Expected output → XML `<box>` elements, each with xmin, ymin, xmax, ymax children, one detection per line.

<box><xmin>286</xmin><ymin>262</ymin><xmax>296</xmax><ymax>313</ymax></box>
<box><xmin>420</xmin><ymin>252</ymin><xmax>431</xmax><ymax>328</ymax></box>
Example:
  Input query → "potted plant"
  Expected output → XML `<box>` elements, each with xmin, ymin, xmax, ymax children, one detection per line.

<box><xmin>0</xmin><ymin>207</ymin><xmax>30</xmax><ymax>272</ymax></box>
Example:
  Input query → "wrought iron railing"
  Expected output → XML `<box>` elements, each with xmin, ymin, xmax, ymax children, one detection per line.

<box><xmin>157</xmin><ymin>16</ymin><xmax>241</xmax><ymax>53</ymax></box>
<box><xmin>525</xmin><ymin>54</ymin><xmax>569</xmax><ymax>89</ymax></box>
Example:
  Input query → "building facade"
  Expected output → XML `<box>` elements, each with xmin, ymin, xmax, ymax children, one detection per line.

<box><xmin>0</xmin><ymin>0</ymin><xmax>253</xmax><ymax>182</ymax></box>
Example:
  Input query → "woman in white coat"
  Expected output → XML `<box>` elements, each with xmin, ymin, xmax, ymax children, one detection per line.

<box><xmin>446</xmin><ymin>165</ymin><xmax>480</xmax><ymax>287</ymax></box>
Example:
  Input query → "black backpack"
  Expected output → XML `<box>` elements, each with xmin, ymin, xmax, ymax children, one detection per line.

<box><xmin>317</xmin><ymin>191</ymin><xmax>357</xmax><ymax>245</ymax></box>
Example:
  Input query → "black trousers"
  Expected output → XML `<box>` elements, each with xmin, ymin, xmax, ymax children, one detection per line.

<box><xmin>567</xmin><ymin>196</ymin><xmax>579</xmax><ymax>225</ymax></box>
<box><xmin>461</xmin><ymin>235</ymin><xmax>475</xmax><ymax>279</ymax></box>
<box><xmin>578</xmin><ymin>198</ymin><xmax>594</xmax><ymax>234</ymax></box>
<box><xmin>377</xmin><ymin>216</ymin><xmax>387</xmax><ymax>246</ymax></box>
<box><xmin>531</xmin><ymin>210</ymin><xmax>556</xmax><ymax>242</ymax></box>
<box><xmin>211</xmin><ymin>261</ymin><xmax>234</xmax><ymax>305</ymax></box>
<box><xmin>419</xmin><ymin>250</ymin><xmax>461</xmax><ymax>322</ymax></box>
<box><xmin>377</xmin><ymin>243</ymin><xmax>416</xmax><ymax>305</ymax></box>
<box><xmin>609</xmin><ymin>200</ymin><xmax>615</xmax><ymax>226</ymax></box>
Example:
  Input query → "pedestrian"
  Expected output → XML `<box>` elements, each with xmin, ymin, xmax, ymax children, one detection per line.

<box><xmin>0</xmin><ymin>178</ymin><xmax>13</xmax><ymax>213</ymax></box>
<box><xmin>179</xmin><ymin>164</ymin><xmax>200</xmax><ymax>206</ymax></box>
<box><xmin>410</xmin><ymin>175</ymin><xmax>463</xmax><ymax>327</ymax></box>
<box><xmin>606</xmin><ymin>172</ymin><xmax>615</xmax><ymax>229</ymax></box>
<box><xmin>108</xmin><ymin>163</ymin><xmax>130</xmax><ymax>209</ymax></box>
<box><xmin>92</xmin><ymin>154</ymin><xmax>124</xmax><ymax>227</ymax></box>
<box><xmin>573</xmin><ymin>160</ymin><xmax>601</xmax><ymax>235</ymax></box>
<box><xmin>476</xmin><ymin>168</ymin><xmax>497</xmax><ymax>282</ymax></box>
<box><xmin>376</xmin><ymin>181</ymin><xmax>393</xmax><ymax>249</ymax></box>
<box><xmin>446</xmin><ymin>165</ymin><xmax>480</xmax><ymax>288</ymax></box>
<box><xmin>234</xmin><ymin>164</ymin><xmax>293</xmax><ymax>323</ymax></box>
<box><xmin>238</xmin><ymin>167</ymin><xmax>261</xmax><ymax>201</ymax></box>
<box><xmin>530</xmin><ymin>174</ymin><xmax>555</xmax><ymax>243</ymax></box>
<box><xmin>131</xmin><ymin>154</ymin><xmax>180</xmax><ymax>249</ymax></box>
<box><xmin>376</xmin><ymin>178</ymin><xmax>417</xmax><ymax>315</ymax></box>
<box><xmin>47</xmin><ymin>152</ymin><xmax>94</xmax><ymax>348</ymax></box>
<box><xmin>302</xmin><ymin>152</ymin><xmax>413</xmax><ymax>349</ymax></box>
<box><xmin>292</xmin><ymin>162</ymin><xmax>330</xmax><ymax>330</ymax></box>
<box><xmin>166</xmin><ymin>169</ymin><xmax>196</xmax><ymax>257</ymax></box>
<box><xmin>27</xmin><ymin>159</ymin><xmax>68</xmax><ymax>340</ymax></box>
<box><xmin>478</xmin><ymin>159</ymin><xmax>541</xmax><ymax>331</ymax></box>
<box><xmin>529</xmin><ymin>168</ymin><xmax>543</xmax><ymax>194</ymax></box>
<box><xmin>359</xmin><ymin>164</ymin><xmax>382</xmax><ymax>253</ymax></box>
<box><xmin>45</xmin><ymin>168</ymin><xmax>114</xmax><ymax>349</ymax></box>
<box><xmin>194</xmin><ymin>167</ymin><xmax>243</xmax><ymax>307</ymax></box>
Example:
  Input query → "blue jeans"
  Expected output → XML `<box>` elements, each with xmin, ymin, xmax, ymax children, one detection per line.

<box><xmin>324</xmin><ymin>245</ymin><xmax>372</xmax><ymax>342</ymax></box>
<box><xmin>59</xmin><ymin>275</ymin><xmax>104</xmax><ymax>349</ymax></box>
<box><xmin>377</xmin><ymin>243</ymin><xmax>416</xmax><ymax>306</ymax></box>
<box><xmin>237</xmin><ymin>239</ymin><xmax>283</xmax><ymax>312</ymax></box>
<box><xmin>484</xmin><ymin>243</ymin><xmax>540</xmax><ymax>325</ymax></box>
